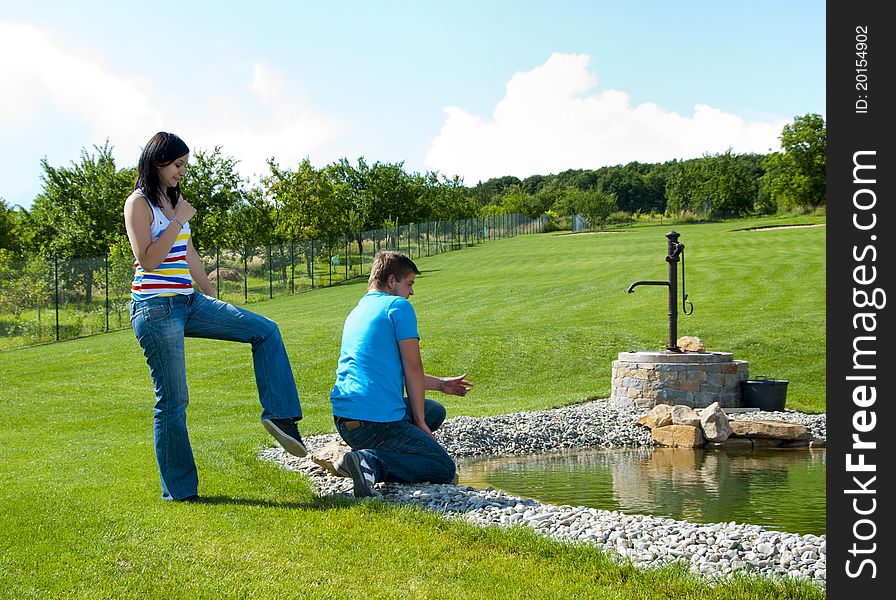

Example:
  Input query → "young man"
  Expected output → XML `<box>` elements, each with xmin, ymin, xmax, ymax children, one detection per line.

<box><xmin>330</xmin><ymin>251</ymin><xmax>473</xmax><ymax>497</ymax></box>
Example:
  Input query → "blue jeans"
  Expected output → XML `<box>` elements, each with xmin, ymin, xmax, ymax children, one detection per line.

<box><xmin>334</xmin><ymin>398</ymin><xmax>456</xmax><ymax>485</ymax></box>
<box><xmin>130</xmin><ymin>293</ymin><xmax>302</xmax><ymax>500</ymax></box>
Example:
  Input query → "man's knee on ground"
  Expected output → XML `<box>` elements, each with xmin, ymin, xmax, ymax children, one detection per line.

<box><xmin>433</xmin><ymin>454</ymin><xmax>456</xmax><ymax>484</ymax></box>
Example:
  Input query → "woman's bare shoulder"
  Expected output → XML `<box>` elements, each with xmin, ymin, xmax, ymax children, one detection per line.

<box><xmin>127</xmin><ymin>189</ymin><xmax>154</xmax><ymax>208</ymax></box>
<box><xmin>124</xmin><ymin>190</ymin><xmax>153</xmax><ymax>223</ymax></box>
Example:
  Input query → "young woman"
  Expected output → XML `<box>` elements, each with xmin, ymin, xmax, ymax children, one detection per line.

<box><xmin>124</xmin><ymin>131</ymin><xmax>306</xmax><ymax>501</ymax></box>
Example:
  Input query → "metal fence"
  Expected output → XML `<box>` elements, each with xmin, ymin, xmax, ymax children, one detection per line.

<box><xmin>0</xmin><ymin>213</ymin><xmax>544</xmax><ymax>351</ymax></box>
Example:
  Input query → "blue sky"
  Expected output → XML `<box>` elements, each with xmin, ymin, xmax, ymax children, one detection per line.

<box><xmin>1</xmin><ymin>1</ymin><xmax>825</xmax><ymax>210</ymax></box>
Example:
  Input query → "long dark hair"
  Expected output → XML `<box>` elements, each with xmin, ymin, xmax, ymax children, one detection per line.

<box><xmin>135</xmin><ymin>132</ymin><xmax>189</xmax><ymax>208</ymax></box>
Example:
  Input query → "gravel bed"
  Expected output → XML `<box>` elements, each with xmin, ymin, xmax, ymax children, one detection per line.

<box><xmin>260</xmin><ymin>400</ymin><xmax>826</xmax><ymax>588</ymax></box>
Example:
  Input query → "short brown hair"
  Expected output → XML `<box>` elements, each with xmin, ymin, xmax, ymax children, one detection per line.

<box><xmin>368</xmin><ymin>251</ymin><xmax>420</xmax><ymax>288</ymax></box>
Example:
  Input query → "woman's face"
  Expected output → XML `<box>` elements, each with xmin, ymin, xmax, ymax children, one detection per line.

<box><xmin>157</xmin><ymin>153</ymin><xmax>189</xmax><ymax>190</ymax></box>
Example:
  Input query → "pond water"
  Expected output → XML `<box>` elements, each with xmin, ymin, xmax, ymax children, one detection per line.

<box><xmin>457</xmin><ymin>447</ymin><xmax>826</xmax><ymax>536</ymax></box>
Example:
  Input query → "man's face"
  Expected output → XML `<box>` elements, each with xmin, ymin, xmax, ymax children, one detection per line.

<box><xmin>389</xmin><ymin>273</ymin><xmax>416</xmax><ymax>299</ymax></box>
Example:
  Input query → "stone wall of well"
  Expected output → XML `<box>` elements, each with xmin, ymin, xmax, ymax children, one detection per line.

<box><xmin>611</xmin><ymin>352</ymin><xmax>749</xmax><ymax>409</ymax></box>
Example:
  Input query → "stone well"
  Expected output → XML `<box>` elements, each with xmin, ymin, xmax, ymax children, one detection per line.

<box><xmin>611</xmin><ymin>351</ymin><xmax>749</xmax><ymax>409</ymax></box>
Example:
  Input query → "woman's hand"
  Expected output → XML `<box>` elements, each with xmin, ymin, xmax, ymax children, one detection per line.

<box><xmin>174</xmin><ymin>198</ymin><xmax>197</xmax><ymax>224</ymax></box>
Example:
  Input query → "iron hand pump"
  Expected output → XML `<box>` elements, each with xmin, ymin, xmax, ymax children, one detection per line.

<box><xmin>626</xmin><ymin>231</ymin><xmax>694</xmax><ymax>352</ymax></box>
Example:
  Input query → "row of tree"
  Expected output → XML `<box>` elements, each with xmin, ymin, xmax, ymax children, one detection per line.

<box><xmin>0</xmin><ymin>113</ymin><xmax>825</xmax><ymax>261</ymax></box>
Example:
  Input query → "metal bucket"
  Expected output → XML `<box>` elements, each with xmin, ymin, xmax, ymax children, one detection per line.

<box><xmin>742</xmin><ymin>376</ymin><xmax>788</xmax><ymax>411</ymax></box>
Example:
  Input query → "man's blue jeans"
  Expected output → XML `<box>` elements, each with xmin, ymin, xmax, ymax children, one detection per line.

<box><xmin>334</xmin><ymin>398</ymin><xmax>456</xmax><ymax>485</ymax></box>
<box><xmin>131</xmin><ymin>293</ymin><xmax>302</xmax><ymax>500</ymax></box>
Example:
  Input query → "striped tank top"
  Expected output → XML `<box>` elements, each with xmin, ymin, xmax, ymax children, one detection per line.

<box><xmin>131</xmin><ymin>192</ymin><xmax>194</xmax><ymax>301</ymax></box>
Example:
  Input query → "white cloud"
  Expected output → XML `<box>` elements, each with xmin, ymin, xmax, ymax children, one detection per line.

<box><xmin>425</xmin><ymin>52</ymin><xmax>787</xmax><ymax>183</ymax></box>
<box><xmin>0</xmin><ymin>21</ymin><xmax>347</xmax><ymax>199</ymax></box>
<box><xmin>0</xmin><ymin>21</ymin><xmax>163</xmax><ymax>160</ymax></box>
<box><xmin>187</xmin><ymin>62</ymin><xmax>349</xmax><ymax>181</ymax></box>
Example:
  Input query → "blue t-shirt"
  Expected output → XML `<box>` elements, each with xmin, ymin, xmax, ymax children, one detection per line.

<box><xmin>330</xmin><ymin>291</ymin><xmax>420</xmax><ymax>422</ymax></box>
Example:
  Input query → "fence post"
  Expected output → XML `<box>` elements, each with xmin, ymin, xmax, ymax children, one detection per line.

<box><xmin>243</xmin><ymin>247</ymin><xmax>248</xmax><ymax>303</ymax></box>
<box><xmin>268</xmin><ymin>244</ymin><xmax>273</xmax><ymax>299</ymax></box>
<box><xmin>215</xmin><ymin>247</ymin><xmax>220</xmax><ymax>299</ymax></box>
<box><xmin>290</xmin><ymin>240</ymin><xmax>295</xmax><ymax>294</ymax></box>
<box><xmin>104</xmin><ymin>253</ymin><xmax>110</xmax><ymax>332</ymax></box>
<box><xmin>309</xmin><ymin>241</ymin><xmax>314</xmax><ymax>289</ymax></box>
<box><xmin>359</xmin><ymin>232</ymin><xmax>364</xmax><ymax>276</ymax></box>
<box><xmin>54</xmin><ymin>255</ymin><xmax>60</xmax><ymax>341</ymax></box>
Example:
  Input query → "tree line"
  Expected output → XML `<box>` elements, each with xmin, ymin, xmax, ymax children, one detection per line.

<box><xmin>0</xmin><ymin>113</ymin><xmax>825</xmax><ymax>262</ymax></box>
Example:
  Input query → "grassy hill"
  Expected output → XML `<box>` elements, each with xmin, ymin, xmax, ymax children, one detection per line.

<box><xmin>0</xmin><ymin>215</ymin><xmax>826</xmax><ymax>599</ymax></box>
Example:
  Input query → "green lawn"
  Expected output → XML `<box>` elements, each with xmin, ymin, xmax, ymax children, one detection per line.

<box><xmin>0</xmin><ymin>216</ymin><xmax>826</xmax><ymax>599</ymax></box>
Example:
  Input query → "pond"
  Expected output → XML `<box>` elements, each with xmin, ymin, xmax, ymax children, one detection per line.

<box><xmin>457</xmin><ymin>447</ymin><xmax>826</xmax><ymax>536</ymax></box>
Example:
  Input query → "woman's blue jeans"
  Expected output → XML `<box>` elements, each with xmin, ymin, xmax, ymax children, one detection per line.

<box><xmin>131</xmin><ymin>293</ymin><xmax>302</xmax><ymax>500</ymax></box>
<box><xmin>334</xmin><ymin>398</ymin><xmax>456</xmax><ymax>485</ymax></box>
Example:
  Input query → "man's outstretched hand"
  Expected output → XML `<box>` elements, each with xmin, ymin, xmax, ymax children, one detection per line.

<box><xmin>442</xmin><ymin>373</ymin><xmax>473</xmax><ymax>396</ymax></box>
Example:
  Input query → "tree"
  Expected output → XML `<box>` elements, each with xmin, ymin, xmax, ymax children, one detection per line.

<box><xmin>411</xmin><ymin>171</ymin><xmax>475</xmax><ymax>222</ymax></box>
<box><xmin>470</xmin><ymin>175</ymin><xmax>521</xmax><ymax>208</ymax></box>
<box><xmin>520</xmin><ymin>174</ymin><xmax>549</xmax><ymax>195</ymax></box>
<box><xmin>179</xmin><ymin>146</ymin><xmax>247</xmax><ymax>252</ymax></box>
<box><xmin>0</xmin><ymin>250</ymin><xmax>51</xmax><ymax>320</ymax></box>
<box><xmin>324</xmin><ymin>158</ymin><xmax>367</xmax><ymax>255</ymax></box>
<box><xmin>0</xmin><ymin>199</ymin><xmax>21</xmax><ymax>255</ymax></box>
<box><xmin>696</xmin><ymin>151</ymin><xmax>756</xmax><ymax>218</ymax></box>
<box><xmin>24</xmin><ymin>142</ymin><xmax>134</xmax><ymax>302</ymax></box>
<box><xmin>760</xmin><ymin>113</ymin><xmax>826</xmax><ymax>210</ymax></box>
<box><xmin>492</xmin><ymin>184</ymin><xmax>551</xmax><ymax>219</ymax></box>
<box><xmin>664</xmin><ymin>152</ymin><xmax>755</xmax><ymax>218</ymax></box>
<box><xmin>263</xmin><ymin>158</ymin><xmax>349</xmax><ymax>278</ymax></box>
<box><xmin>600</xmin><ymin>164</ymin><xmax>646</xmax><ymax>213</ymax></box>
<box><xmin>362</xmin><ymin>161</ymin><xmax>421</xmax><ymax>227</ymax></box>
<box><xmin>641</xmin><ymin>165</ymin><xmax>669</xmax><ymax>215</ymax></box>
<box><xmin>565</xmin><ymin>188</ymin><xmax>618</xmax><ymax>228</ymax></box>
<box><xmin>27</xmin><ymin>141</ymin><xmax>134</xmax><ymax>259</ymax></box>
<box><xmin>232</xmin><ymin>188</ymin><xmax>276</xmax><ymax>248</ymax></box>
<box><xmin>664</xmin><ymin>160</ymin><xmax>697</xmax><ymax>215</ymax></box>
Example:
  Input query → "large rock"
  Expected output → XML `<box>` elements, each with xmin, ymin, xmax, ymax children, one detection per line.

<box><xmin>730</xmin><ymin>419</ymin><xmax>807</xmax><ymax>440</ymax></box>
<box><xmin>652</xmin><ymin>424</ymin><xmax>704</xmax><ymax>447</ymax></box>
<box><xmin>636</xmin><ymin>404</ymin><xmax>673</xmax><ymax>430</ymax></box>
<box><xmin>671</xmin><ymin>404</ymin><xmax>701</xmax><ymax>428</ymax></box>
<box><xmin>310</xmin><ymin>439</ymin><xmax>351</xmax><ymax>476</ymax></box>
<box><xmin>700</xmin><ymin>402</ymin><xmax>732</xmax><ymax>442</ymax></box>
<box><xmin>207</xmin><ymin>267</ymin><xmax>244</xmax><ymax>283</ymax></box>
<box><xmin>677</xmin><ymin>336</ymin><xmax>705</xmax><ymax>352</ymax></box>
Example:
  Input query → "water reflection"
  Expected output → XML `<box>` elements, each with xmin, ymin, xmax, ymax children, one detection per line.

<box><xmin>457</xmin><ymin>447</ymin><xmax>826</xmax><ymax>536</ymax></box>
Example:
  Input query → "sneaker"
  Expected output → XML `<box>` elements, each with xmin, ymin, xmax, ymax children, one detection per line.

<box><xmin>262</xmin><ymin>418</ymin><xmax>308</xmax><ymax>457</ymax></box>
<box><xmin>334</xmin><ymin>451</ymin><xmax>379</xmax><ymax>497</ymax></box>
